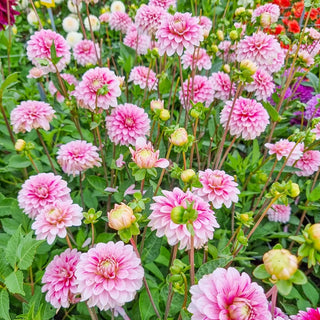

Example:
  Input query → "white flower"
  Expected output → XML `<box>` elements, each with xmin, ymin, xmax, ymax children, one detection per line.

<box><xmin>66</xmin><ymin>31</ymin><xmax>83</xmax><ymax>48</ymax></box>
<box><xmin>67</xmin><ymin>0</ymin><xmax>82</xmax><ymax>13</ymax></box>
<box><xmin>27</xmin><ymin>10</ymin><xmax>38</xmax><ymax>26</ymax></box>
<box><xmin>63</xmin><ymin>16</ymin><xmax>80</xmax><ymax>32</ymax></box>
<box><xmin>237</xmin><ymin>0</ymin><xmax>254</xmax><ymax>8</ymax></box>
<box><xmin>84</xmin><ymin>15</ymin><xmax>100</xmax><ymax>31</ymax></box>
<box><xmin>111</xmin><ymin>1</ymin><xmax>126</xmax><ymax>13</ymax></box>
<box><xmin>19</xmin><ymin>0</ymin><xmax>29</xmax><ymax>9</ymax></box>
<box><xmin>55</xmin><ymin>0</ymin><xmax>64</xmax><ymax>3</ymax></box>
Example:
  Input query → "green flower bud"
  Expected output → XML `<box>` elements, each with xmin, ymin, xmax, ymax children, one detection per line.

<box><xmin>229</xmin><ymin>30</ymin><xmax>238</xmax><ymax>40</ymax></box>
<box><xmin>308</xmin><ymin>224</ymin><xmax>320</xmax><ymax>251</ymax></box>
<box><xmin>181</xmin><ymin>169</ymin><xmax>196</xmax><ymax>183</ymax></box>
<box><xmin>216</xmin><ymin>30</ymin><xmax>224</xmax><ymax>41</ymax></box>
<box><xmin>159</xmin><ymin>109</ymin><xmax>170</xmax><ymax>121</ymax></box>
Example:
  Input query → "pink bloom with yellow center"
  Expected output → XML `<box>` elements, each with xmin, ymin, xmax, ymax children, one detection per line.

<box><xmin>129</xmin><ymin>137</ymin><xmax>169</xmax><ymax>169</ymax></box>
<box><xmin>267</xmin><ymin>204</ymin><xmax>291</xmax><ymax>223</ymax></box>
<box><xmin>148</xmin><ymin>187</ymin><xmax>219</xmax><ymax>250</ymax></box>
<box><xmin>73</xmin><ymin>39</ymin><xmax>100</xmax><ymax>66</ymax></box>
<box><xmin>128</xmin><ymin>66</ymin><xmax>158</xmax><ymax>90</ymax></box>
<box><xmin>32</xmin><ymin>200</ymin><xmax>83</xmax><ymax>244</ymax></box>
<box><xmin>181</xmin><ymin>48</ymin><xmax>212</xmax><ymax>71</ymax></box>
<box><xmin>42</xmin><ymin>248</ymin><xmax>81</xmax><ymax>309</ymax></box>
<box><xmin>265</xmin><ymin>139</ymin><xmax>304</xmax><ymax>161</ymax></box>
<box><xmin>108</xmin><ymin>11</ymin><xmax>132</xmax><ymax>33</ymax></box>
<box><xmin>75</xmin><ymin>241</ymin><xmax>144</xmax><ymax>311</ymax></box>
<box><xmin>195</xmin><ymin>169</ymin><xmax>240</xmax><ymax>209</ymax></box>
<box><xmin>188</xmin><ymin>267</ymin><xmax>271</xmax><ymax>320</ymax></box>
<box><xmin>106</xmin><ymin>103</ymin><xmax>150</xmax><ymax>146</ymax></box>
<box><xmin>156</xmin><ymin>12</ymin><xmax>203</xmax><ymax>56</ymax></box>
<box><xmin>209</xmin><ymin>72</ymin><xmax>235</xmax><ymax>101</ymax></box>
<box><xmin>57</xmin><ymin>140</ymin><xmax>102</xmax><ymax>176</ymax></box>
<box><xmin>10</xmin><ymin>100</ymin><xmax>55</xmax><ymax>133</ymax></box>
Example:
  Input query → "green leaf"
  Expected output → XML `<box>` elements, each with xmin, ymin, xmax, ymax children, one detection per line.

<box><xmin>17</xmin><ymin>233</ymin><xmax>42</xmax><ymax>270</ymax></box>
<box><xmin>306</xmin><ymin>72</ymin><xmax>319</xmax><ymax>91</ymax></box>
<box><xmin>196</xmin><ymin>257</ymin><xmax>232</xmax><ymax>279</ymax></box>
<box><xmin>291</xmin><ymin>269</ymin><xmax>307</xmax><ymax>285</ymax></box>
<box><xmin>8</xmin><ymin>155</ymin><xmax>30</xmax><ymax>169</ymax></box>
<box><xmin>141</xmin><ymin>232</ymin><xmax>162</xmax><ymax>264</ymax></box>
<box><xmin>0</xmin><ymin>289</ymin><xmax>10</xmax><ymax>320</ymax></box>
<box><xmin>139</xmin><ymin>286</ymin><xmax>160</xmax><ymax>320</ymax></box>
<box><xmin>5</xmin><ymin>270</ymin><xmax>25</xmax><ymax>295</ymax></box>
<box><xmin>134</xmin><ymin>169</ymin><xmax>146</xmax><ymax>181</ymax></box>
<box><xmin>262</xmin><ymin>101</ymin><xmax>281</xmax><ymax>122</ymax></box>
<box><xmin>0</xmin><ymin>251</ymin><xmax>12</xmax><ymax>281</ymax></box>
<box><xmin>253</xmin><ymin>264</ymin><xmax>270</xmax><ymax>279</ymax></box>
<box><xmin>308</xmin><ymin>184</ymin><xmax>320</xmax><ymax>202</ymax></box>
<box><xmin>118</xmin><ymin>43</ymin><xmax>136</xmax><ymax>74</ymax></box>
<box><xmin>0</xmin><ymin>73</ymin><xmax>19</xmax><ymax>95</ymax></box>
<box><xmin>302</xmin><ymin>281</ymin><xmax>319</xmax><ymax>306</ymax></box>
<box><xmin>276</xmin><ymin>279</ymin><xmax>292</xmax><ymax>296</ymax></box>
<box><xmin>5</xmin><ymin>226</ymin><xmax>22</xmax><ymax>268</ymax></box>
<box><xmin>87</xmin><ymin>175</ymin><xmax>107</xmax><ymax>193</ymax></box>
<box><xmin>118</xmin><ymin>229</ymin><xmax>132</xmax><ymax>243</ymax></box>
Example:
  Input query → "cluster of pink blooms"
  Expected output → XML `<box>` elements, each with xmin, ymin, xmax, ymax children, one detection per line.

<box><xmin>48</xmin><ymin>73</ymin><xmax>78</xmax><ymax>103</ymax></box>
<box><xmin>27</xmin><ymin>29</ymin><xmax>70</xmax><ymax>74</ymax></box>
<box><xmin>292</xmin><ymin>150</ymin><xmax>320</xmax><ymax>176</ymax></box>
<box><xmin>220</xmin><ymin>97</ymin><xmax>270</xmax><ymax>140</ymax></box>
<box><xmin>123</xmin><ymin>24</ymin><xmax>151</xmax><ymax>55</ymax></box>
<box><xmin>73</xmin><ymin>39</ymin><xmax>100</xmax><ymax>66</ymax></box>
<box><xmin>129</xmin><ymin>137</ymin><xmax>169</xmax><ymax>169</ymax></box>
<box><xmin>181</xmin><ymin>48</ymin><xmax>212</xmax><ymax>71</ymax></box>
<box><xmin>106</xmin><ymin>103</ymin><xmax>150</xmax><ymax>146</ymax></box>
<box><xmin>108</xmin><ymin>11</ymin><xmax>132</xmax><ymax>33</ymax></box>
<box><xmin>209</xmin><ymin>72</ymin><xmax>235</xmax><ymax>101</ymax></box>
<box><xmin>148</xmin><ymin>187</ymin><xmax>219</xmax><ymax>250</ymax></box>
<box><xmin>10</xmin><ymin>100</ymin><xmax>55</xmax><ymax>133</ymax></box>
<box><xmin>128</xmin><ymin>66</ymin><xmax>158</xmax><ymax>90</ymax></box>
<box><xmin>265</xmin><ymin>139</ymin><xmax>304</xmax><ymax>162</ymax></box>
<box><xmin>57</xmin><ymin>140</ymin><xmax>102</xmax><ymax>176</ymax></box>
<box><xmin>188</xmin><ymin>267</ymin><xmax>271</xmax><ymax>320</ymax></box>
<box><xmin>195</xmin><ymin>169</ymin><xmax>240</xmax><ymax>209</ymax></box>
<box><xmin>267</xmin><ymin>204</ymin><xmax>291</xmax><ymax>223</ymax></box>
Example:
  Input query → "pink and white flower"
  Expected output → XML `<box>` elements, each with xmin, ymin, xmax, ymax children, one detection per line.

<box><xmin>291</xmin><ymin>308</ymin><xmax>320</xmax><ymax>320</ymax></box>
<box><xmin>128</xmin><ymin>66</ymin><xmax>158</xmax><ymax>90</ymax></box>
<box><xmin>291</xmin><ymin>150</ymin><xmax>320</xmax><ymax>176</ymax></box>
<box><xmin>148</xmin><ymin>0</ymin><xmax>176</xmax><ymax>9</ymax></box>
<box><xmin>252</xmin><ymin>4</ymin><xmax>280</xmax><ymax>24</ymax></box>
<box><xmin>181</xmin><ymin>48</ymin><xmax>212</xmax><ymax>71</ymax></box>
<box><xmin>267</xmin><ymin>204</ymin><xmax>291</xmax><ymax>223</ymax></box>
<box><xmin>209</xmin><ymin>72</ymin><xmax>235</xmax><ymax>101</ymax></box>
<box><xmin>108</xmin><ymin>11</ymin><xmax>132</xmax><ymax>33</ymax></box>
<box><xmin>73</xmin><ymin>40</ymin><xmax>100</xmax><ymax>66</ymax></box>
<box><xmin>265</xmin><ymin>139</ymin><xmax>304</xmax><ymax>161</ymax></box>
<box><xmin>123</xmin><ymin>24</ymin><xmax>151</xmax><ymax>55</ymax></box>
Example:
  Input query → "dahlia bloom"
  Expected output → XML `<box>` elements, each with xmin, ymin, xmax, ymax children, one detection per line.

<box><xmin>156</xmin><ymin>12</ymin><xmax>203</xmax><ymax>56</ymax></box>
<box><xmin>305</xmin><ymin>27</ymin><xmax>320</xmax><ymax>40</ymax></box>
<box><xmin>110</xmin><ymin>1</ymin><xmax>126</xmax><ymax>13</ymax></box>
<box><xmin>62</xmin><ymin>16</ymin><xmax>79</xmax><ymax>33</ymax></box>
<box><xmin>304</xmin><ymin>94</ymin><xmax>320</xmax><ymax>120</ymax></box>
<box><xmin>66</xmin><ymin>31</ymin><xmax>83</xmax><ymax>48</ymax></box>
<box><xmin>267</xmin><ymin>204</ymin><xmax>291</xmax><ymax>223</ymax></box>
<box><xmin>292</xmin><ymin>150</ymin><xmax>320</xmax><ymax>176</ymax></box>
<box><xmin>188</xmin><ymin>267</ymin><xmax>271</xmax><ymax>320</ymax></box>
<box><xmin>148</xmin><ymin>187</ymin><xmax>219</xmax><ymax>250</ymax></box>
<box><xmin>245</xmin><ymin>68</ymin><xmax>275</xmax><ymax>101</ymax></box>
<box><xmin>269</xmin><ymin>304</ymin><xmax>289</xmax><ymax>320</ymax></box>
<box><xmin>199</xmin><ymin>16</ymin><xmax>212</xmax><ymax>37</ymax></box>
<box><xmin>291</xmin><ymin>83</ymin><xmax>314</xmax><ymax>104</ymax></box>
<box><xmin>73</xmin><ymin>40</ymin><xmax>100</xmax><ymax>66</ymax></box>
<box><xmin>57</xmin><ymin>140</ymin><xmax>102</xmax><ymax>176</ymax></box>
<box><xmin>298</xmin><ymin>50</ymin><xmax>314</xmax><ymax>67</ymax></box>
<box><xmin>10</xmin><ymin>100</ymin><xmax>55</xmax><ymax>133</ymax></box>
<box><xmin>311</xmin><ymin>122</ymin><xmax>320</xmax><ymax>140</ymax></box>
<box><xmin>129</xmin><ymin>137</ymin><xmax>169</xmax><ymax>169</ymax></box>
<box><xmin>195</xmin><ymin>169</ymin><xmax>240</xmax><ymax>209</ymax></box>
<box><xmin>148</xmin><ymin>0</ymin><xmax>176</xmax><ymax>9</ymax></box>
<box><xmin>27</xmin><ymin>67</ymin><xmax>44</xmax><ymax>79</ymax></box>
<box><xmin>181</xmin><ymin>48</ymin><xmax>212</xmax><ymax>71</ymax></box>
<box><xmin>27</xmin><ymin>29</ymin><xmax>71</xmax><ymax>74</ymax></box>
<box><xmin>18</xmin><ymin>173</ymin><xmax>71</xmax><ymax>219</ymax></box>
<box><xmin>291</xmin><ymin>308</ymin><xmax>320</xmax><ymax>320</ymax></box>
<box><xmin>265</xmin><ymin>139</ymin><xmax>304</xmax><ymax>161</ymax></box>
<box><xmin>42</xmin><ymin>249</ymin><xmax>81</xmax><ymax>309</ymax></box>
<box><xmin>0</xmin><ymin>0</ymin><xmax>20</xmax><ymax>31</ymax></box>
<box><xmin>99</xmin><ymin>12</ymin><xmax>110</xmax><ymax>23</ymax></box>
<box><xmin>217</xmin><ymin>41</ymin><xmax>237</xmax><ymax>63</ymax></box>
<box><xmin>236</xmin><ymin>31</ymin><xmax>285</xmax><ymax>73</ymax></box>
<box><xmin>179</xmin><ymin>75</ymin><xmax>213</xmax><ymax>109</ymax></box>
<box><xmin>84</xmin><ymin>15</ymin><xmax>100</xmax><ymax>31</ymax></box>
<box><xmin>48</xmin><ymin>73</ymin><xmax>78</xmax><ymax>103</ymax></box>
<box><xmin>209</xmin><ymin>72</ymin><xmax>235</xmax><ymax>101</ymax></box>
<box><xmin>106</xmin><ymin>103</ymin><xmax>150</xmax><ymax>146</ymax></box>
<box><xmin>220</xmin><ymin>97</ymin><xmax>270</xmax><ymax>140</ymax></box>
<box><xmin>252</xmin><ymin>4</ymin><xmax>280</xmax><ymax>24</ymax></box>
<box><xmin>128</xmin><ymin>66</ymin><xmax>158</xmax><ymax>90</ymax></box>
<box><xmin>32</xmin><ymin>201</ymin><xmax>83</xmax><ymax>244</ymax></box>
<box><xmin>123</xmin><ymin>24</ymin><xmax>151</xmax><ymax>55</ymax></box>
<box><xmin>75</xmin><ymin>241</ymin><xmax>144</xmax><ymax>311</ymax></box>
<box><xmin>73</xmin><ymin>67</ymin><xmax>121</xmax><ymax>111</ymax></box>
<box><xmin>135</xmin><ymin>4</ymin><xmax>167</xmax><ymax>35</ymax></box>
<box><xmin>109</xmin><ymin>11</ymin><xmax>132</xmax><ymax>33</ymax></box>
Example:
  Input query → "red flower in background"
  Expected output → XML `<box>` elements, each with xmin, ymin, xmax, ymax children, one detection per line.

<box><xmin>273</xmin><ymin>0</ymin><xmax>290</xmax><ymax>9</ymax></box>
<box><xmin>0</xmin><ymin>0</ymin><xmax>20</xmax><ymax>31</ymax></box>
<box><xmin>308</xmin><ymin>8</ymin><xmax>318</xmax><ymax>20</ymax></box>
<box><xmin>288</xmin><ymin>19</ymin><xmax>300</xmax><ymax>33</ymax></box>
<box><xmin>293</xmin><ymin>1</ymin><xmax>304</xmax><ymax>18</ymax></box>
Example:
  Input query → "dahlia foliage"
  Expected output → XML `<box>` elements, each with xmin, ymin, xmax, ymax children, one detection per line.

<box><xmin>2</xmin><ymin>0</ymin><xmax>320</xmax><ymax>318</ymax></box>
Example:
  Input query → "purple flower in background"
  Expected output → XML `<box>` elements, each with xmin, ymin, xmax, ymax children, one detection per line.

<box><xmin>305</xmin><ymin>94</ymin><xmax>320</xmax><ymax>120</ymax></box>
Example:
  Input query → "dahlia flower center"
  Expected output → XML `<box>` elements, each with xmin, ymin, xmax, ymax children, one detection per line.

<box><xmin>60</xmin><ymin>267</ymin><xmax>73</xmax><ymax>280</ymax></box>
<box><xmin>172</xmin><ymin>19</ymin><xmax>187</xmax><ymax>34</ymax></box>
<box><xmin>35</xmin><ymin>186</ymin><xmax>49</xmax><ymax>198</ymax></box>
<box><xmin>46</xmin><ymin>208</ymin><xmax>64</xmax><ymax>224</ymax></box>
<box><xmin>98</xmin><ymin>258</ymin><xmax>118</xmax><ymax>279</ymax></box>
<box><xmin>125</xmin><ymin>117</ymin><xmax>135</xmax><ymax>127</ymax></box>
<box><xmin>210</xmin><ymin>175</ymin><xmax>223</xmax><ymax>188</ymax></box>
<box><xmin>92</xmin><ymin>79</ymin><xmax>102</xmax><ymax>89</ymax></box>
<box><xmin>228</xmin><ymin>298</ymin><xmax>253</xmax><ymax>320</ymax></box>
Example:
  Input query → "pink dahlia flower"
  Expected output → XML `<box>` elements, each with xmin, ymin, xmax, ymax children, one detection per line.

<box><xmin>27</xmin><ymin>29</ymin><xmax>70</xmax><ymax>74</ymax></box>
<box><xmin>128</xmin><ymin>66</ymin><xmax>158</xmax><ymax>90</ymax></box>
<box><xmin>148</xmin><ymin>187</ymin><xmax>219</xmax><ymax>250</ymax></box>
<box><xmin>57</xmin><ymin>140</ymin><xmax>102</xmax><ymax>176</ymax></box>
<box><xmin>75</xmin><ymin>241</ymin><xmax>144</xmax><ymax>310</ymax></box>
<box><xmin>129</xmin><ymin>137</ymin><xmax>169</xmax><ymax>169</ymax></box>
<box><xmin>148</xmin><ymin>0</ymin><xmax>176</xmax><ymax>9</ymax></box>
<box><xmin>108</xmin><ymin>12</ymin><xmax>132</xmax><ymax>34</ymax></box>
<box><xmin>106</xmin><ymin>103</ymin><xmax>150</xmax><ymax>146</ymax></box>
<box><xmin>48</xmin><ymin>73</ymin><xmax>78</xmax><ymax>103</ymax></box>
<box><xmin>199</xmin><ymin>16</ymin><xmax>212</xmax><ymax>37</ymax></box>
<box><xmin>236</xmin><ymin>31</ymin><xmax>285</xmax><ymax>74</ymax></box>
<box><xmin>246</xmin><ymin>68</ymin><xmax>275</xmax><ymax>101</ymax></box>
<box><xmin>267</xmin><ymin>204</ymin><xmax>291</xmax><ymax>223</ymax></box>
<box><xmin>135</xmin><ymin>4</ymin><xmax>167</xmax><ymax>35</ymax></box>
<box><xmin>305</xmin><ymin>27</ymin><xmax>320</xmax><ymax>40</ymax></box>
<box><xmin>292</xmin><ymin>150</ymin><xmax>320</xmax><ymax>176</ymax></box>
<box><xmin>18</xmin><ymin>173</ymin><xmax>71</xmax><ymax>219</ymax></box>
<box><xmin>123</xmin><ymin>24</ymin><xmax>151</xmax><ymax>55</ymax></box>
<box><xmin>265</xmin><ymin>139</ymin><xmax>304</xmax><ymax>161</ymax></box>
<box><xmin>209</xmin><ymin>72</ymin><xmax>235</xmax><ymax>101</ymax></box>
<box><xmin>188</xmin><ymin>267</ymin><xmax>271</xmax><ymax>320</ymax></box>
<box><xmin>32</xmin><ymin>200</ymin><xmax>83</xmax><ymax>244</ymax></box>
<box><xmin>10</xmin><ymin>100</ymin><xmax>55</xmax><ymax>133</ymax></box>
<box><xmin>195</xmin><ymin>169</ymin><xmax>240</xmax><ymax>209</ymax></box>
<box><xmin>291</xmin><ymin>308</ymin><xmax>320</xmax><ymax>320</ymax></box>
<box><xmin>181</xmin><ymin>48</ymin><xmax>212</xmax><ymax>71</ymax></box>
<box><xmin>42</xmin><ymin>248</ymin><xmax>81</xmax><ymax>309</ymax></box>
<box><xmin>217</xmin><ymin>41</ymin><xmax>236</xmax><ymax>63</ymax></box>
<box><xmin>156</xmin><ymin>12</ymin><xmax>203</xmax><ymax>56</ymax></box>
<box><xmin>220</xmin><ymin>97</ymin><xmax>270</xmax><ymax>140</ymax></box>
<box><xmin>179</xmin><ymin>75</ymin><xmax>213</xmax><ymax>109</ymax></box>
<box><xmin>73</xmin><ymin>39</ymin><xmax>100</xmax><ymax>66</ymax></box>
<box><xmin>298</xmin><ymin>50</ymin><xmax>314</xmax><ymax>67</ymax></box>
<box><xmin>311</xmin><ymin>122</ymin><xmax>320</xmax><ymax>140</ymax></box>
<box><xmin>252</xmin><ymin>4</ymin><xmax>280</xmax><ymax>24</ymax></box>
<box><xmin>99</xmin><ymin>12</ymin><xmax>110</xmax><ymax>23</ymax></box>
<box><xmin>73</xmin><ymin>67</ymin><xmax>121</xmax><ymax>111</ymax></box>
<box><xmin>27</xmin><ymin>67</ymin><xmax>44</xmax><ymax>79</ymax></box>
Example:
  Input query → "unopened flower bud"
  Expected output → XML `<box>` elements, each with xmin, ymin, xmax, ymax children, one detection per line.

<box><xmin>211</xmin><ymin>44</ymin><xmax>219</xmax><ymax>53</ymax></box>
<box><xmin>34</xmin><ymin>1</ymin><xmax>40</xmax><ymax>8</ymax></box>
<box><xmin>181</xmin><ymin>169</ymin><xmax>196</xmax><ymax>183</ymax></box>
<box><xmin>170</xmin><ymin>128</ymin><xmax>188</xmax><ymax>146</ymax></box>
<box><xmin>117</xmin><ymin>76</ymin><xmax>125</xmax><ymax>89</ymax></box>
<box><xmin>260</xmin><ymin>12</ymin><xmax>272</xmax><ymax>28</ymax></box>
<box><xmin>12</xmin><ymin>25</ymin><xmax>17</xmax><ymax>35</ymax></box>
<box><xmin>223</xmin><ymin>64</ymin><xmax>231</xmax><ymax>73</ymax></box>
<box><xmin>229</xmin><ymin>30</ymin><xmax>238</xmax><ymax>40</ymax></box>
<box><xmin>235</xmin><ymin>7</ymin><xmax>245</xmax><ymax>15</ymax></box>
<box><xmin>240</xmin><ymin>59</ymin><xmax>257</xmax><ymax>76</ymax></box>
<box><xmin>247</xmin><ymin>9</ymin><xmax>253</xmax><ymax>16</ymax></box>
<box><xmin>171</xmin><ymin>206</ymin><xmax>186</xmax><ymax>224</ymax></box>
<box><xmin>288</xmin><ymin>182</ymin><xmax>300</xmax><ymax>198</ymax></box>
<box><xmin>15</xmin><ymin>139</ymin><xmax>26</xmax><ymax>152</ymax></box>
<box><xmin>308</xmin><ymin>224</ymin><xmax>320</xmax><ymax>251</ymax></box>
<box><xmin>108</xmin><ymin>203</ymin><xmax>136</xmax><ymax>230</ymax></box>
<box><xmin>216</xmin><ymin>30</ymin><xmax>224</xmax><ymax>41</ymax></box>
<box><xmin>151</xmin><ymin>99</ymin><xmax>164</xmax><ymax>112</ymax></box>
<box><xmin>159</xmin><ymin>109</ymin><xmax>170</xmax><ymax>121</ymax></box>
<box><xmin>263</xmin><ymin>249</ymin><xmax>298</xmax><ymax>280</ymax></box>
<box><xmin>190</xmin><ymin>109</ymin><xmax>200</xmax><ymax>119</ymax></box>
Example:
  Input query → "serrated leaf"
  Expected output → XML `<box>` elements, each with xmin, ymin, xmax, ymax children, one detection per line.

<box><xmin>5</xmin><ymin>226</ymin><xmax>22</xmax><ymax>268</ymax></box>
<box><xmin>0</xmin><ymin>289</ymin><xmax>10</xmax><ymax>320</ymax></box>
<box><xmin>306</xmin><ymin>72</ymin><xmax>319</xmax><ymax>91</ymax></box>
<box><xmin>196</xmin><ymin>257</ymin><xmax>232</xmax><ymax>279</ymax></box>
<box><xmin>17</xmin><ymin>233</ymin><xmax>42</xmax><ymax>270</ymax></box>
<box><xmin>8</xmin><ymin>155</ymin><xmax>30</xmax><ymax>169</ymax></box>
<box><xmin>86</xmin><ymin>175</ymin><xmax>107</xmax><ymax>193</ymax></box>
<box><xmin>5</xmin><ymin>270</ymin><xmax>25</xmax><ymax>295</ymax></box>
